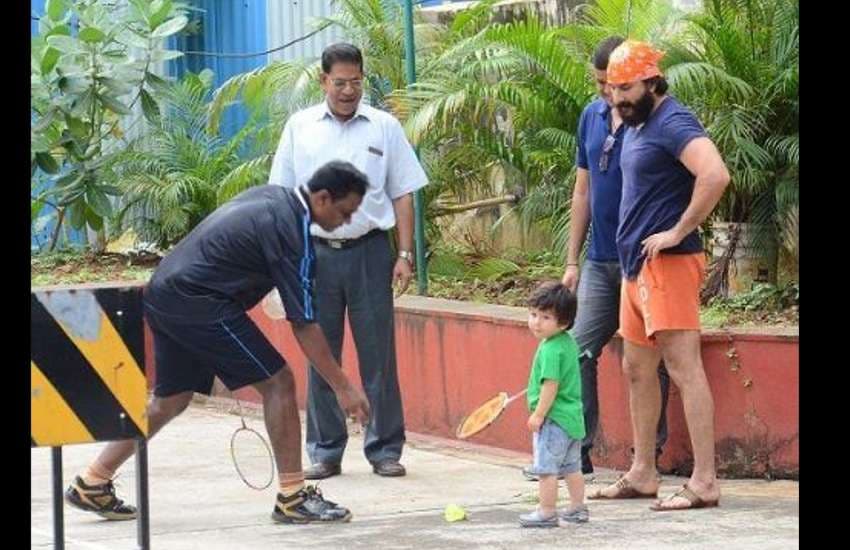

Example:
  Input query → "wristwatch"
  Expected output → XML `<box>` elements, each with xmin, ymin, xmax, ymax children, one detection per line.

<box><xmin>398</xmin><ymin>250</ymin><xmax>414</xmax><ymax>266</ymax></box>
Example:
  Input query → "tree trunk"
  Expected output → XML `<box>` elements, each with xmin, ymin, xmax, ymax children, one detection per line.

<box><xmin>88</xmin><ymin>227</ymin><xmax>107</xmax><ymax>254</ymax></box>
<box><xmin>47</xmin><ymin>208</ymin><xmax>66</xmax><ymax>252</ymax></box>
<box><xmin>709</xmin><ymin>222</ymin><xmax>778</xmax><ymax>297</ymax></box>
<box><xmin>431</xmin><ymin>194</ymin><xmax>519</xmax><ymax>217</ymax></box>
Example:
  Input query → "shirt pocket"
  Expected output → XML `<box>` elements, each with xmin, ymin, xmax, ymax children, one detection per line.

<box><xmin>361</xmin><ymin>140</ymin><xmax>386</xmax><ymax>188</ymax></box>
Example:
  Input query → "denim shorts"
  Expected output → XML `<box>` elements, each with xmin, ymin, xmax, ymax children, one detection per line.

<box><xmin>528</xmin><ymin>418</ymin><xmax>582</xmax><ymax>476</ymax></box>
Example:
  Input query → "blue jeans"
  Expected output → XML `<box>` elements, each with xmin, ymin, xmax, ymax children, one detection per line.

<box><xmin>569</xmin><ymin>260</ymin><xmax>670</xmax><ymax>455</ymax></box>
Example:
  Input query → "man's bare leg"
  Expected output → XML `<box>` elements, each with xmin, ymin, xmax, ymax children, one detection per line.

<box><xmin>66</xmin><ymin>391</ymin><xmax>194</xmax><ymax>520</ymax></box>
<box><xmin>592</xmin><ymin>340</ymin><xmax>662</xmax><ymax>497</ymax></box>
<box><xmin>256</xmin><ymin>367</ymin><xmax>352</xmax><ymax>523</ymax></box>
<box><xmin>84</xmin><ymin>391</ymin><xmax>195</xmax><ymax>480</ymax></box>
<box><xmin>654</xmin><ymin>330</ymin><xmax>720</xmax><ymax>507</ymax></box>
<box><xmin>252</xmin><ymin>367</ymin><xmax>302</xmax><ymax>476</ymax></box>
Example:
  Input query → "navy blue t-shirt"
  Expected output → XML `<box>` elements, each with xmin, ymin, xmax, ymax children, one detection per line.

<box><xmin>146</xmin><ymin>185</ymin><xmax>316</xmax><ymax>324</ymax></box>
<box><xmin>576</xmin><ymin>98</ymin><xmax>624</xmax><ymax>262</ymax></box>
<box><xmin>617</xmin><ymin>96</ymin><xmax>706</xmax><ymax>280</ymax></box>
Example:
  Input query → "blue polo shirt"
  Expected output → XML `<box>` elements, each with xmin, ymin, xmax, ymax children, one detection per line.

<box><xmin>617</xmin><ymin>96</ymin><xmax>707</xmax><ymax>280</ymax></box>
<box><xmin>576</xmin><ymin>99</ymin><xmax>624</xmax><ymax>262</ymax></box>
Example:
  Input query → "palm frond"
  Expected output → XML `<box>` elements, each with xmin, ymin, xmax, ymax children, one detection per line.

<box><xmin>216</xmin><ymin>153</ymin><xmax>274</xmax><ymax>205</ymax></box>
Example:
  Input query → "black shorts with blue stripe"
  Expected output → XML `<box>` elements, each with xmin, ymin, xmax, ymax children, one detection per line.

<box><xmin>145</xmin><ymin>304</ymin><xmax>285</xmax><ymax>397</ymax></box>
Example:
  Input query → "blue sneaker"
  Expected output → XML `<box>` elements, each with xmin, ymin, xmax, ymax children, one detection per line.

<box><xmin>519</xmin><ymin>510</ymin><xmax>559</xmax><ymax>528</ymax></box>
<box><xmin>559</xmin><ymin>504</ymin><xmax>590</xmax><ymax>524</ymax></box>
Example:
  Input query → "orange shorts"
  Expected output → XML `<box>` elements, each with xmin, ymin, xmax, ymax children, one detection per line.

<box><xmin>619</xmin><ymin>252</ymin><xmax>706</xmax><ymax>347</ymax></box>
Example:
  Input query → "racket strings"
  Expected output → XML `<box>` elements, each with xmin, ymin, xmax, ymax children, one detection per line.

<box><xmin>229</xmin><ymin>394</ymin><xmax>275</xmax><ymax>491</ymax></box>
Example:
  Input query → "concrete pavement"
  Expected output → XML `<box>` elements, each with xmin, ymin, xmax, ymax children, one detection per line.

<box><xmin>31</xmin><ymin>399</ymin><xmax>799</xmax><ymax>549</ymax></box>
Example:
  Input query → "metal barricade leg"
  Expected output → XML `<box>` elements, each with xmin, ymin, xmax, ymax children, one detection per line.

<box><xmin>52</xmin><ymin>446</ymin><xmax>64</xmax><ymax>550</ymax></box>
<box><xmin>135</xmin><ymin>438</ymin><xmax>150</xmax><ymax>550</ymax></box>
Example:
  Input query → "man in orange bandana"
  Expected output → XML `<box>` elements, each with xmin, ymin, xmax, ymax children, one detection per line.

<box><xmin>587</xmin><ymin>40</ymin><xmax>731</xmax><ymax>512</ymax></box>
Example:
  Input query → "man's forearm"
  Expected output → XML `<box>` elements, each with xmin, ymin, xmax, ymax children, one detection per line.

<box><xmin>392</xmin><ymin>193</ymin><xmax>415</xmax><ymax>251</ymax></box>
<box><xmin>291</xmin><ymin>323</ymin><xmax>351</xmax><ymax>393</ymax></box>
<box><xmin>566</xmin><ymin>169</ymin><xmax>591</xmax><ymax>265</ymax></box>
<box><xmin>567</xmin><ymin>193</ymin><xmax>590</xmax><ymax>265</ymax></box>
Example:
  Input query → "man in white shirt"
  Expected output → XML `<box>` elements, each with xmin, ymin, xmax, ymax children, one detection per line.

<box><xmin>269</xmin><ymin>43</ymin><xmax>428</xmax><ymax>479</ymax></box>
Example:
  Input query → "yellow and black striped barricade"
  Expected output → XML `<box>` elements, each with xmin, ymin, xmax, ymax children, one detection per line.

<box><xmin>31</xmin><ymin>283</ymin><xmax>150</xmax><ymax>550</ymax></box>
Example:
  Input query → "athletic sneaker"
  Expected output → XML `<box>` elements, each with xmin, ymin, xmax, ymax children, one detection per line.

<box><xmin>271</xmin><ymin>485</ymin><xmax>352</xmax><ymax>524</ymax></box>
<box><xmin>519</xmin><ymin>509</ymin><xmax>559</xmax><ymax>528</ymax></box>
<box><xmin>559</xmin><ymin>504</ymin><xmax>590</xmax><ymax>524</ymax></box>
<box><xmin>65</xmin><ymin>476</ymin><xmax>137</xmax><ymax>521</ymax></box>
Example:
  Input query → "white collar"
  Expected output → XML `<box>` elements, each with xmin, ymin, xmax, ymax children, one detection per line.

<box><xmin>318</xmin><ymin>100</ymin><xmax>371</xmax><ymax>122</ymax></box>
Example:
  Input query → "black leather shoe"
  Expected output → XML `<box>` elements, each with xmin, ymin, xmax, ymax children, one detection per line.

<box><xmin>304</xmin><ymin>462</ymin><xmax>341</xmax><ymax>480</ymax></box>
<box><xmin>371</xmin><ymin>460</ymin><xmax>406</xmax><ymax>477</ymax></box>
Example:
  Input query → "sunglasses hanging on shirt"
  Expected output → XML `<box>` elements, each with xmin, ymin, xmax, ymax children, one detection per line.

<box><xmin>599</xmin><ymin>134</ymin><xmax>617</xmax><ymax>173</ymax></box>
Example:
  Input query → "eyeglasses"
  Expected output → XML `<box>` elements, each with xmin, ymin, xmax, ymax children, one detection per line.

<box><xmin>330</xmin><ymin>78</ymin><xmax>363</xmax><ymax>90</ymax></box>
<box><xmin>599</xmin><ymin>134</ymin><xmax>617</xmax><ymax>173</ymax></box>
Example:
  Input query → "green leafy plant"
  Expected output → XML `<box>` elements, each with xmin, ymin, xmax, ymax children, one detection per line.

<box><xmin>31</xmin><ymin>0</ymin><xmax>190</xmax><ymax>251</ymax></box>
<box><xmin>104</xmin><ymin>71</ymin><xmax>268</xmax><ymax>247</ymax></box>
<box><xmin>663</xmin><ymin>0</ymin><xmax>799</xmax><ymax>290</ymax></box>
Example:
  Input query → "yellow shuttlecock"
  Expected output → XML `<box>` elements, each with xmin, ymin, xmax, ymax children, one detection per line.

<box><xmin>444</xmin><ymin>504</ymin><xmax>467</xmax><ymax>522</ymax></box>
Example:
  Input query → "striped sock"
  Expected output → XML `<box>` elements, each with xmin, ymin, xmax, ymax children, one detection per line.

<box><xmin>82</xmin><ymin>460</ymin><xmax>115</xmax><ymax>486</ymax></box>
<box><xmin>279</xmin><ymin>472</ymin><xmax>305</xmax><ymax>497</ymax></box>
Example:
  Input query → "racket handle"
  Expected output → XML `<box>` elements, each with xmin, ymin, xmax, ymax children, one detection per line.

<box><xmin>505</xmin><ymin>389</ymin><xmax>528</xmax><ymax>405</ymax></box>
<box><xmin>503</xmin><ymin>350</ymin><xmax>591</xmax><ymax>407</ymax></box>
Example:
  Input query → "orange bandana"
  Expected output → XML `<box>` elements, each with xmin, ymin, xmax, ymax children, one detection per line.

<box><xmin>607</xmin><ymin>40</ymin><xmax>665</xmax><ymax>85</ymax></box>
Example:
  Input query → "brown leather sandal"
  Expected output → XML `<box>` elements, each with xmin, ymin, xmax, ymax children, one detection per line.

<box><xmin>588</xmin><ymin>475</ymin><xmax>658</xmax><ymax>500</ymax></box>
<box><xmin>649</xmin><ymin>484</ymin><xmax>720</xmax><ymax>511</ymax></box>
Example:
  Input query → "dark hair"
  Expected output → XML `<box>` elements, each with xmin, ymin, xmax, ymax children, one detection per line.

<box><xmin>527</xmin><ymin>281</ymin><xmax>578</xmax><ymax>329</ymax></box>
<box><xmin>643</xmin><ymin>75</ymin><xmax>669</xmax><ymax>95</ymax></box>
<box><xmin>306</xmin><ymin>161</ymin><xmax>368</xmax><ymax>200</ymax></box>
<box><xmin>592</xmin><ymin>36</ymin><xmax>625</xmax><ymax>70</ymax></box>
<box><xmin>321</xmin><ymin>43</ymin><xmax>364</xmax><ymax>74</ymax></box>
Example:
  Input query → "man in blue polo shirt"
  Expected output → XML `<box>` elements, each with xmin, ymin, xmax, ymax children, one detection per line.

<box><xmin>557</xmin><ymin>36</ymin><xmax>671</xmax><ymax>477</ymax></box>
<box><xmin>65</xmin><ymin>161</ymin><xmax>372</xmax><ymax>525</ymax></box>
<box><xmin>589</xmin><ymin>41</ymin><xmax>730</xmax><ymax>512</ymax></box>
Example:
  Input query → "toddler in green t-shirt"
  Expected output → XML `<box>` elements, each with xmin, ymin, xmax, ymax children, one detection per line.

<box><xmin>520</xmin><ymin>281</ymin><xmax>589</xmax><ymax>528</ymax></box>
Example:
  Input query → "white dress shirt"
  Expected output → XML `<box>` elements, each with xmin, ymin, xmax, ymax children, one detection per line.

<box><xmin>268</xmin><ymin>100</ymin><xmax>429</xmax><ymax>240</ymax></box>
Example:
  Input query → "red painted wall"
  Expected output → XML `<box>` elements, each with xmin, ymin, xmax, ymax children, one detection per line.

<box><xmin>144</xmin><ymin>295</ymin><xmax>798</xmax><ymax>478</ymax></box>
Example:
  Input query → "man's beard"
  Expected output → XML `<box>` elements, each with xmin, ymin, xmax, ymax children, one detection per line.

<box><xmin>616</xmin><ymin>89</ymin><xmax>655</xmax><ymax>126</ymax></box>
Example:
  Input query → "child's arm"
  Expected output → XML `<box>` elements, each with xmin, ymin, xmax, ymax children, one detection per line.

<box><xmin>528</xmin><ymin>379</ymin><xmax>559</xmax><ymax>432</ymax></box>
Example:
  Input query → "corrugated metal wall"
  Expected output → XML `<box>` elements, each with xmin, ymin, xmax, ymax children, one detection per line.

<box><xmin>168</xmin><ymin>0</ymin><xmax>352</xmax><ymax>137</ymax></box>
<box><xmin>170</xmin><ymin>0</ymin><xmax>269</xmax><ymax>139</ymax></box>
<box><xmin>266</xmin><ymin>0</ymin><xmax>343</xmax><ymax>64</ymax></box>
<box><xmin>264</xmin><ymin>0</ymin><xmax>451</xmax><ymax>65</ymax></box>
<box><xmin>30</xmin><ymin>0</ymin><xmax>42</xmax><ymax>36</ymax></box>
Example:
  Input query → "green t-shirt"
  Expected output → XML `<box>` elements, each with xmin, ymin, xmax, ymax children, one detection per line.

<box><xmin>526</xmin><ymin>331</ymin><xmax>586</xmax><ymax>440</ymax></box>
